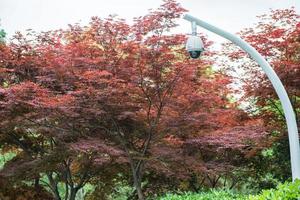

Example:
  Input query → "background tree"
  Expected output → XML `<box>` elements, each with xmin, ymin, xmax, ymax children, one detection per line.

<box><xmin>222</xmin><ymin>7</ymin><xmax>300</xmax><ymax>188</ymax></box>
<box><xmin>0</xmin><ymin>20</ymin><xmax>5</xmax><ymax>43</ymax></box>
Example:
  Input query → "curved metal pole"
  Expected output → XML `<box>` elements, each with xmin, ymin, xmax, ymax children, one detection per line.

<box><xmin>183</xmin><ymin>14</ymin><xmax>300</xmax><ymax>181</ymax></box>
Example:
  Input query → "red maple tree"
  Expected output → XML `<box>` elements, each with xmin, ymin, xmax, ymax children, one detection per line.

<box><xmin>0</xmin><ymin>1</ymin><xmax>268</xmax><ymax>199</ymax></box>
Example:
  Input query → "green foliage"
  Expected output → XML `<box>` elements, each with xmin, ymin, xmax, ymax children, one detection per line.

<box><xmin>249</xmin><ymin>180</ymin><xmax>300</xmax><ymax>200</ymax></box>
<box><xmin>0</xmin><ymin>22</ymin><xmax>5</xmax><ymax>42</ymax></box>
<box><xmin>0</xmin><ymin>29</ymin><xmax>5</xmax><ymax>39</ymax></box>
<box><xmin>158</xmin><ymin>190</ymin><xmax>247</xmax><ymax>200</ymax></box>
<box><xmin>158</xmin><ymin>181</ymin><xmax>300</xmax><ymax>200</ymax></box>
<box><xmin>258</xmin><ymin>138</ymin><xmax>291</xmax><ymax>184</ymax></box>
<box><xmin>262</xmin><ymin>99</ymin><xmax>285</xmax><ymax>121</ymax></box>
<box><xmin>107</xmin><ymin>180</ymin><xmax>134</xmax><ymax>200</ymax></box>
<box><xmin>0</xmin><ymin>151</ymin><xmax>16</xmax><ymax>169</ymax></box>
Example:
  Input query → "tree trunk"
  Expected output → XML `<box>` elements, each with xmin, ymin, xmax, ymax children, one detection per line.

<box><xmin>69</xmin><ymin>188</ymin><xmax>77</xmax><ymax>200</ymax></box>
<box><xmin>129</xmin><ymin>160</ymin><xmax>144</xmax><ymax>200</ymax></box>
<box><xmin>47</xmin><ymin>172</ymin><xmax>61</xmax><ymax>200</ymax></box>
<box><xmin>34</xmin><ymin>177</ymin><xmax>40</xmax><ymax>190</ymax></box>
<box><xmin>65</xmin><ymin>183</ymin><xmax>69</xmax><ymax>200</ymax></box>
<box><xmin>134</xmin><ymin>178</ymin><xmax>144</xmax><ymax>200</ymax></box>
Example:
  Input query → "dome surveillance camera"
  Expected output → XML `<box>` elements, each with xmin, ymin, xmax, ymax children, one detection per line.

<box><xmin>186</xmin><ymin>35</ymin><xmax>204</xmax><ymax>59</ymax></box>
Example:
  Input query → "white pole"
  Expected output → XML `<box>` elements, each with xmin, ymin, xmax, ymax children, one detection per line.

<box><xmin>183</xmin><ymin>14</ymin><xmax>300</xmax><ymax>181</ymax></box>
<box><xmin>191</xmin><ymin>21</ymin><xmax>197</xmax><ymax>36</ymax></box>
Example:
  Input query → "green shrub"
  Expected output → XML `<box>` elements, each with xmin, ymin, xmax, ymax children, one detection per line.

<box><xmin>249</xmin><ymin>179</ymin><xmax>300</xmax><ymax>200</ymax></box>
<box><xmin>158</xmin><ymin>180</ymin><xmax>300</xmax><ymax>200</ymax></box>
<box><xmin>158</xmin><ymin>190</ymin><xmax>247</xmax><ymax>200</ymax></box>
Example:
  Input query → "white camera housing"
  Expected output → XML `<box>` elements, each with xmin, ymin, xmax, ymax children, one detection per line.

<box><xmin>186</xmin><ymin>35</ymin><xmax>204</xmax><ymax>59</ymax></box>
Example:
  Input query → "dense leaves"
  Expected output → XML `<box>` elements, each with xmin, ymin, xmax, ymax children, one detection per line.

<box><xmin>0</xmin><ymin>1</ymin><xmax>279</xmax><ymax>200</ymax></box>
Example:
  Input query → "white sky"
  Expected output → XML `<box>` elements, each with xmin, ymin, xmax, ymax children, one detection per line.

<box><xmin>0</xmin><ymin>0</ymin><xmax>299</xmax><ymax>44</ymax></box>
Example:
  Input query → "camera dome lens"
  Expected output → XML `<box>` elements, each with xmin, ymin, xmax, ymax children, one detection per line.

<box><xmin>189</xmin><ymin>51</ymin><xmax>201</xmax><ymax>59</ymax></box>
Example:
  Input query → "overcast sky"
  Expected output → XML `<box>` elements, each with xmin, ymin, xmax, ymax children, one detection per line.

<box><xmin>0</xmin><ymin>0</ymin><xmax>299</xmax><ymax>44</ymax></box>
